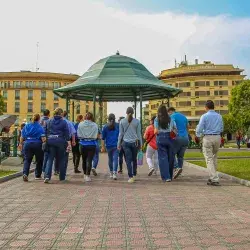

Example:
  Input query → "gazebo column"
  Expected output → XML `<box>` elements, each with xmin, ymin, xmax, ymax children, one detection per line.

<box><xmin>134</xmin><ymin>99</ymin><xmax>137</xmax><ymax>118</ymax></box>
<box><xmin>93</xmin><ymin>91</ymin><xmax>96</xmax><ymax>119</ymax></box>
<box><xmin>167</xmin><ymin>97</ymin><xmax>170</xmax><ymax>108</ymax></box>
<box><xmin>139</xmin><ymin>90</ymin><xmax>143</xmax><ymax>135</ymax></box>
<box><xmin>99</xmin><ymin>98</ymin><xmax>103</xmax><ymax>130</ymax></box>
<box><xmin>72</xmin><ymin>101</ymin><xmax>75</xmax><ymax>122</ymax></box>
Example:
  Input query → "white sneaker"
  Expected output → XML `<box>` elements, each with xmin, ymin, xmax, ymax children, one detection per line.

<box><xmin>44</xmin><ymin>178</ymin><xmax>50</xmax><ymax>184</ymax></box>
<box><xmin>166</xmin><ymin>179</ymin><xmax>172</xmax><ymax>182</ymax></box>
<box><xmin>128</xmin><ymin>177</ymin><xmax>135</xmax><ymax>183</ymax></box>
<box><xmin>110</xmin><ymin>172</ymin><xmax>113</xmax><ymax>178</ymax></box>
<box><xmin>85</xmin><ymin>175</ymin><xmax>91</xmax><ymax>182</ymax></box>
<box><xmin>113</xmin><ymin>173</ymin><xmax>117</xmax><ymax>180</ymax></box>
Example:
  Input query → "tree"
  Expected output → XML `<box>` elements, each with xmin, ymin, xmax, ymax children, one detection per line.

<box><xmin>229</xmin><ymin>80</ymin><xmax>250</xmax><ymax>132</ymax></box>
<box><xmin>0</xmin><ymin>94</ymin><xmax>4</xmax><ymax>115</ymax></box>
<box><xmin>222</xmin><ymin>114</ymin><xmax>241</xmax><ymax>134</ymax></box>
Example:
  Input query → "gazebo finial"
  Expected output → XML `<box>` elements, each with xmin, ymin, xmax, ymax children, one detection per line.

<box><xmin>116</xmin><ymin>50</ymin><xmax>120</xmax><ymax>55</ymax></box>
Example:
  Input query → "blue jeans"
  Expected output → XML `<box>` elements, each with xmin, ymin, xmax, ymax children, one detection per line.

<box><xmin>172</xmin><ymin>137</ymin><xmax>189</xmax><ymax>169</ymax></box>
<box><xmin>42</xmin><ymin>152</ymin><xmax>48</xmax><ymax>172</ymax></box>
<box><xmin>92</xmin><ymin>146</ymin><xmax>99</xmax><ymax>169</ymax></box>
<box><xmin>23</xmin><ymin>142</ymin><xmax>43</xmax><ymax>177</ymax></box>
<box><xmin>107</xmin><ymin>147</ymin><xmax>119</xmax><ymax>173</ymax></box>
<box><xmin>157</xmin><ymin>132</ymin><xmax>174</xmax><ymax>181</ymax></box>
<box><xmin>45</xmin><ymin>143</ymin><xmax>66</xmax><ymax>180</ymax></box>
<box><xmin>119</xmin><ymin>147</ymin><xmax>125</xmax><ymax>170</ymax></box>
<box><xmin>122</xmin><ymin>141</ymin><xmax>138</xmax><ymax>178</ymax></box>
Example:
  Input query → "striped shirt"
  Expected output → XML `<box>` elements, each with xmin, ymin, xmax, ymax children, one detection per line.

<box><xmin>117</xmin><ymin>118</ymin><xmax>142</xmax><ymax>147</ymax></box>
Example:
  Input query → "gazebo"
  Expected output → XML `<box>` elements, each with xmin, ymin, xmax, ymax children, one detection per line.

<box><xmin>54</xmin><ymin>52</ymin><xmax>182</xmax><ymax>130</ymax></box>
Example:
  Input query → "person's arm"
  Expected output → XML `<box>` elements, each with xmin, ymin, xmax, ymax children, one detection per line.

<box><xmin>117</xmin><ymin>121</ymin><xmax>124</xmax><ymax>149</ymax></box>
<box><xmin>63</xmin><ymin>121</ymin><xmax>71</xmax><ymax>146</ymax></box>
<box><xmin>69</xmin><ymin>122</ymin><xmax>76</xmax><ymax>146</ymax></box>
<box><xmin>136</xmin><ymin>121</ymin><xmax>142</xmax><ymax>148</ymax></box>
<box><xmin>196</xmin><ymin>115</ymin><xmax>205</xmax><ymax>137</ymax></box>
<box><xmin>39</xmin><ymin>125</ymin><xmax>46</xmax><ymax>142</ymax></box>
<box><xmin>143</xmin><ymin>127</ymin><xmax>149</xmax><ymax>140</ymax></box>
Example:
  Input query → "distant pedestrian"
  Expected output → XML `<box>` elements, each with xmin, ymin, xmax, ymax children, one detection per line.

<box><xmin>19</xmin><ymin>114</ymin><xmax>44</xmax><ymax>182</ymax></box>
<box><xmin>236</xmin><ymin>131</ymin><xmax>242</xmax><ymax>149</ymax></box>
<box><xmin>117</xmin><ymin>107</ymin><xmax>142</xmax><ymax>183</ymax></box>
<box><xmin>144</xmin><ymin>116</ymin><xmax>158</xmax><ymax>176</ymax></box>
<box><xmin>102</xmin><ymin>113</ymin><xmax>119</xmax><ymax>180</ymax></box>
<box><xmin>77</xmin><ymin>112</ymin><xmax>98</xmax><ymax>182</ymax></box>
<box><xmin>196</xmin><ymin>100</ymin><xmax>223</xmax><ymax>186</ymax></box>
<box><xmin>154</xmin><ymin>105</ymin><xmax>176</xmax><ymax>182</ymax></box>
<box><xmin>168</xmin><ymin>107</ymin><xmax>189</xmax><ymax>179</ymax></box>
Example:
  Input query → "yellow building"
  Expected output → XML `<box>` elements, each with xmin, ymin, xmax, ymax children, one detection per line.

<box><xmin>149</xmin><ymin>60</ymin><xmax>245</xmax><ymax>132</ymax></box>
<box><xmin>0</xmin><ymin>71</ymin><xmax>107</xmax><ymax>125</ymax></box>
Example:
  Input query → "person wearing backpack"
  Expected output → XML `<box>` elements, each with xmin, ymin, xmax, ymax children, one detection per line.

<box><xmin>117</xmin><ymin>107</ymin><xmax>142</xmax><ymax>183</ymax></box>
<box><xmin>144</xmin><ymin>116</ymin><xmax>158</xmax><ymax>176</ymax></box>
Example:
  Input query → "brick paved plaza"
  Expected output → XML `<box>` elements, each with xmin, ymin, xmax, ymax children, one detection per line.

<box><xmin>0</xmin><ymin>154</ymin><xmax>250</xmax><ymax>249</ymax></box>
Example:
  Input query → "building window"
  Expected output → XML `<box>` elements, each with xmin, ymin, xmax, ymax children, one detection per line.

<box><xmin>218</xmin><ymin>110</ymin><xmax>228</xmax><ymax>115</ymax></box>
<box><xmin>2</xmin><ymin>90</ymin><xmax>8</xmax><ymax>99</ymax></box>
<box><xmin>41</xmin><ymin>103</ymin><xmax>46</xmax><ymax>112</ymax></box>
<box><xmin>54</xmin><ymin>94</ymin><xmax>59</xmax><ymax>101</ymax></box>
<box><xmin>178</xmin><ymin>92</ymin><xmax>191</xmax><ymax>97</ymax></box>
<box><xmin>54</xmin><ymin>103</ymin><xmax>59</xmax><ymax>110</ymax></box>
<box><xmin>15</xmin><ymin>90</ymin><xmax>20</xmax><ymax>100</ymax></box>
<box><xmin>14</xmin><ymin>102</ymin><xmax>20</xmax><ymax>113</ymax></box>
<box><xmin>195</xmin><ymin>110</ymin><xmax>205</xmax><ymax>116</ymax></box>
<box><xmin>3</xmin><ymin>102</ymin><xmax>7</xmax><ymax>112</ymax></box>
<box><xmin>53</xmin><ymin>82</ymin><xmax>61</xmax><ymax>89</ymax></box>
<box><xmin>27</xmin><ymin>115</ymin><xmax>32</xmax><ymax>122</ymax></box>
<box><xmin>214</xmin><ymin>81</ymin><xmax>228</xmax><ymax>86</ymax></box>
<box><xmin>28</xmin><ymin>90</ymin><xmax>33</xmax><ymax>100</ymax></box>
<box><xmin>39</xmin><ymin>81</ymin><xmax>49</xmax><ymax>88</ymax></box>
<box><xmin>232</xmin><ymin>80</ymin><xmax>242</xmax><ymax>86</ymax></box>
<box><xmin>25</xmin><ymin>81</ymin><xmax>35</xmax><ymax>88</ymax></box>
<box><xmin>215</xmin><ymin>100</ymin><xmax>229</xmax><ymax>106</ymax></box>
<box><xmin>195</xmin><ymin>91</ymin><xmax>210</xmax><ymax>96</ymax></box>
<box><xmin>176</xmin><ymin>82</ymin><xmax>190</xmax><ymax>88</ymax></box>
<box><xmin>195</xmin><ymin>101</ymin><xmax>206</xmax><ymax>106</ymax></box>
<box><xmin>13</xmin><ymin>81</ymin><xmax>22</xmax><ymax>88</ymax></box>
<box><xmin>76</xmin><ymin>104</ymin><xmax>80</xmax><ymax>114</ymax></box>
<box><xmin>181</xmin><ymin>111</ymin><xmax>191</xmax><ymax>116</ymax></box>
<box><xmin>0</xmin><ymin>81</ymin><xmax>10</xmax><ymax>88</ymax></box>
<box><xmin>28</xmin><ymin>102</ymin><xmax>33</xmax><ymax>113</ymax></box>
<box><xmin>176</xmin><ymin>101</ymin><xmax>191</xmax><ymax>107</ymax></box>
<box><xmin>195</xmin><ymin>81</ymin><xmax>210</xmax><ymax>87</ymax></box>
<box><xmin>214</xmin><ymin>90</ymin><xmax>228</xmax><ymax>96</ymax></box>
<box><xmin>41</xmin><ymin>90</ymin><xmax>46</xmax><ymax>100</ymax></box>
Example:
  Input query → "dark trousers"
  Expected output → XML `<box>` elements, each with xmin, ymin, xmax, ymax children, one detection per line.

<box><xmin>42</xmin><ymin>151</ymin><xmax>48</xmax><ymax>172</ymax></box>
<box><xmin>80</xmin><ymin>145</ymin><xmax>96</xmax><ymax>175</ymax></box>
<box><xmin>172</xmin><ymin>136</ymin><xmax>189</xmax><ymax>169</ymax></box>
<box><xmin>157</xmin><ymin>132</ymin><xmax>174</xmax><ymax>181</ymax></box>
<box><xmin>119</xmin><ymin>147</ymin><xmax>125</xmax><ymax>171</ymax></box>
<box><xmin>23</xmin><ymin>142</ymin><xmax>43</xmax><ymax>177</ymax></box>
<box><xmin>122</xmin><ymin>141</ymin><xmax>138</xmax><ymax>178</ymax></box>
<box><xmin>45</xmin><ymin>143</ymin><xmax>66</xmax><ymax>180</ymax></box>
<box><xmin>72</xmin><ymin>142</ymin><xmax>81</xmax><ymax>168</ymax></box>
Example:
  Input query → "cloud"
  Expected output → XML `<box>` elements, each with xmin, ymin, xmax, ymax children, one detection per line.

<box><xmin>0</xmin><ymin>0</ymin><xmax>249</xmax><ymax>117</ymax></box>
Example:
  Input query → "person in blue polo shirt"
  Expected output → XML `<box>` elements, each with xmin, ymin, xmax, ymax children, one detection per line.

<box><xmin>102</xmin><ymin>113</ymin><xmax>119</xmax><ymax>180</ymax></box>
<box><xmin>168</xmin><ymin>107</ymin><xmax>189</xmax><ymax>179</ymax></box>
<box><xmin>19</xmin><ymin>114</ymin><xmax>44</xmax><ymax>182</ymax></box>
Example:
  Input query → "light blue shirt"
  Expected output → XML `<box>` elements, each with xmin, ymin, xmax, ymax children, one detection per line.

<box><xmin>154</xmin><ymin>117</ymin><xmax>176</xmax><ymax>133</ymax></box>
<box><xmin>64</xmin><ymin>118</ymin><xmax>76</xmax><ymax>138</ymax></box>
<box><xmin>171</xmin><ymin>112</ymin><xmax>188</xmax><ymax>138</ymax></box>
<box><xmin>196</xmin><ymin>110</ymin><xmax>223</xmax><ymax>136</ymax></box>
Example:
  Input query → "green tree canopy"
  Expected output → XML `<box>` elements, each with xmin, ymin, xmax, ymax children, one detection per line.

<box><xmin>0</xmin><ymin>94</ymin><xmax>4</xmax><ymax>115</ymax></box>
<box><xmin>229</xmin><ymin>80</ymin><xmax>250</xmax><ymax>132</ymax></box>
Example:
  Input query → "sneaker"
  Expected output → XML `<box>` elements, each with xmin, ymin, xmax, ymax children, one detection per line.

<box><xmin>173</xmin><ymin>168</ymin><xmax>182</xmax><ymax>179</ymax></box>
<box><xmin>166</xmin><ymin>179</ymin><xmax>172</xmax><ymax>182</ymax></box>
<box><xmin>92</xmin><ymin>168</ymin><xmax>97</xmax><ymax>176</ymax></box>
<box><xmin>148</xmin><ymin>168</ymin><xmax>155</xmax><ymax>176</ymax></box>
<box><xmin>54</xmin><ymin>171</ymin><xmax>59</xmax><ymax>176</ymax></box>
<box><xmin>118</xmin><ymin>170</ymin><xmax>123</xmax><ymax>174</ymax></box>
<box><xmin>44</xmin><ymin>178</ymin><xmax>50</xmax><ymax>184</ymax></box>
<box><xmin>23</xmin><ymin>174</ymin><xmax>28</xmax><ymax>182</ymax></box>
<box><xmin>74</xmin><ymin>169</ymin><xmax>81</xmax><ymax>174</ymax></box>
<box><xmin>109</xmin><ymin>172</ymin><xmax>113</xmax><ymax>178</ymax></box>
<box><xmin>113</xmin><ymin>173</ymin><xmax>117</xmax><ymax>180</ymax></box>
<box><xmin>128</xmin><ymin>177</ymin><xmax>135</xmax><ymax>183</ymax></box>
<box><xmin>85</xmin><ymin>176</ymin><xmax>91</xmax><ymax>182</ymax></box>
<box><xmin>35</xmin><ymin>177</ymin><xmax>42</xmax><ymax>180</ymax></box>
<box><xmin>207</xmin><ymin>179</ymin><xmax>221</xmax><ymax>186</ymax></box>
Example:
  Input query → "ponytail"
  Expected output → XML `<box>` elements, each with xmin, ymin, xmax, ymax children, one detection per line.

<box><xmin>32</xmin><ymin>114</ymin><xmax>40</xmax><ymax>123</ymax></box>
<box><xmin>127</xmin><ymin>113</ymin><xmax>133</xmax><ymax>123</ymax></box>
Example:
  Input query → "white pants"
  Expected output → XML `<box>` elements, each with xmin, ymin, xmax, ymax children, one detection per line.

<box><xmin>202</xmin><ymin>135</ymin><xmax>220</xmax><ymax>182</ymax></box>
<box><xmin>146</xmin><ymin>145</ymin><xmax>159</xmax><ymax>170</ymax></box>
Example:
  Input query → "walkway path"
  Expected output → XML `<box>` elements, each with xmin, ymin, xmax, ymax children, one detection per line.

<box><xmin>0</xmin><ymin>154</ymin><xmax>250</xmax><ymax>249</ymax></box>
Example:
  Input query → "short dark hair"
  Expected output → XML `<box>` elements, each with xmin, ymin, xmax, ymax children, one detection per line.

<box><xmin>63</xmin><ymin>110</ymin><xmax>67</xmax><ymax>117</ymax></box>
<box><xmin>205</xmin><ymin>100</ymin><xmax>215</xmax><ymax>110</ymax></box>
<box><xmin>168</xmin><ymin>107</ymin><xmax>176</xmax><ymax>112</ymax></box>
<box><xmin>43</xmin><ymin>109</ymin><xmax>50</xmax><ymax>116</ymax></box>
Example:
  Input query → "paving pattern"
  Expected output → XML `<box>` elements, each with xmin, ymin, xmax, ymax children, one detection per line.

<box><xmin>0</xmin><ymin>153</ymin><xmax>250</xmax><ymax>249</ymax></box>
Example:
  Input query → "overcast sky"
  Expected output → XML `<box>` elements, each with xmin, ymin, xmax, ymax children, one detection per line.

<box><xmin>0</xmin><ymin>0</ymin><xmax>249</xmax><ymax>118</ymax></box>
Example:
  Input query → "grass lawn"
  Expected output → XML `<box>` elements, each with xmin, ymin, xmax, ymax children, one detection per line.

<box><xmin>0</xmin><ymin>170</ymin><xmax>17</xmax><ymax>178</ymax></box>
<box><xmin>185</xmin><ymin>151</ymin><xmax>250</xmax><ymax>158</ymax></box>
<box><xmin>224</xmin><ymin>142</ymin><xmax>247</xmax><ymax>149</ymax></box>
<box><xmin>189</xmin><ymin>159</ymin><xmax>250</xmax><ymax>181</ymax></box>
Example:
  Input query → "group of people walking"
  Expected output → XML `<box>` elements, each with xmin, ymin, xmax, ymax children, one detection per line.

<box><xmin>19</xmin><ymin>99</ymin><xmax>223</xmax><ymax>186</ymax></box>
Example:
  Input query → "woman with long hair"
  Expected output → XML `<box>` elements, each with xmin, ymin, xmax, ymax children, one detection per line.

<box><xmin>19</xmin><ymin>114</ymin><xmax>44</xmax><ymax>181</ymax></box>
<box><xmin>144</xmin><ymin>116</ymin><xmax>158</xmax><ymax>176</ymax></box>
<box><xmin>154</xmin><ymin>105</ymin><xmax>176</xmax><ymax>182</ymax></box>
<box><xmin>117</xmin><ymin>107</ymin><xmax>142</xmax><ymax>183</ymax></box>
<box><xmin>77</xmin><ymin>112</ymin><xmax>98</xmax><ymax>182</ymax></box>
<box><xmin>102</xmin><ymin>113</ymin><xmax>120</xmax><ymax>180</ymax></box>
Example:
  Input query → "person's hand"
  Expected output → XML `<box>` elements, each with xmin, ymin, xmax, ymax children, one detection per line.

<box><xmin>18</xmin><ymin>144</ymin><xmax>22</xmax><ymax>151</ymax></box>
<box><xmin>117</xmin><ymin>146</ymin><xmax>121</xmax><ymax>151</ymax></box>
<box><xmin>101</xmin><ymin>147</ymin><xmax>105</xmax><ymax>153</ymax></box>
